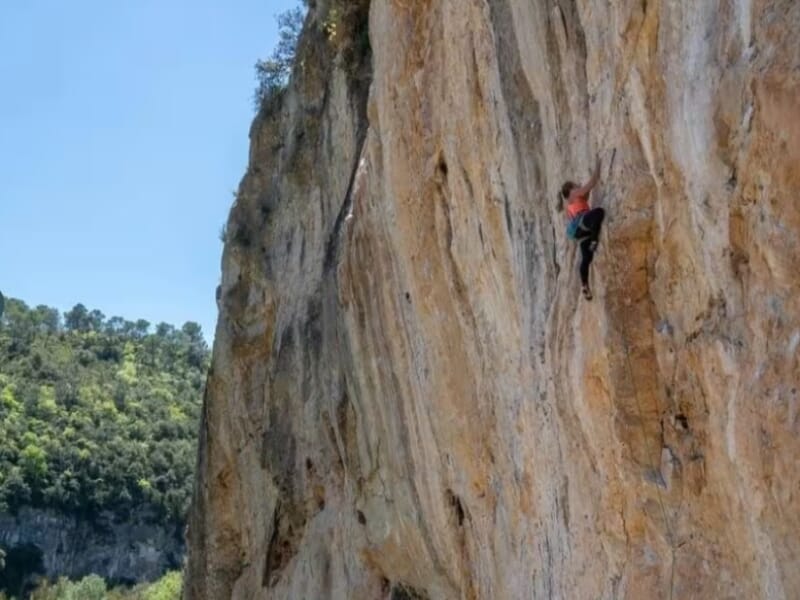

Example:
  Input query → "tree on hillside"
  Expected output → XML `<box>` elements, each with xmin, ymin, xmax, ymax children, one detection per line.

<box><xmin>88</xmin><ymin>309</ymin><xmax>105</xmax><ymax>332</ymax></box>
<box><xmin>134</xmin><ymin>319</ymin><xmax>151</xmax><ymax>338</ymax></box>
<box><xmin>156</xmin><ymin>323</ymin><xmax>175</xmax><ymax>338</ymax></box>
<box><xmin>64</xmin><ymin>304</ymin><xmax>89</xmax><ymax>332</ymax></box>
<box><xmin>32</xmin><ymin>306</ymin><xmax>60</xmax><ymax>334</ymax></box>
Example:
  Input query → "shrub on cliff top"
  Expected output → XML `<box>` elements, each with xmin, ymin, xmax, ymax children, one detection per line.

<box><xmin>254</xmin><ymin>2</ymin><xmax>307</xmax><ymax>109</ymax></box>
<box><xmin>253</xmin><ymin>0</ymin><xmax>371</xmax><ymax>111</ymax></box>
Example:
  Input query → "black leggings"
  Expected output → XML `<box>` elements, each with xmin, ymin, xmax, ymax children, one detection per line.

<box><xmin>577</xmin><ymin>208</ymin><xmax>605</xmax><ymax>286</ymax></box>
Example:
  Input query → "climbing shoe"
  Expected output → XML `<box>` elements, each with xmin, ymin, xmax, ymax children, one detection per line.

<box><xmin>582</xmin><ymin>285</ymin><xmax>593</xmax><ymax>301</ymax></box>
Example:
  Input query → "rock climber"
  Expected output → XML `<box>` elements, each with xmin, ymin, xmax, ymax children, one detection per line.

<box><xmin>561</xmin><ymin>156</ymin><xmax>605</xmax><ymax>300</ymax></box>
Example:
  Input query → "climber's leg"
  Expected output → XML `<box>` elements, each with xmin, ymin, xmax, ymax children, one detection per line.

<box><xmin>579</xmin><ymin>238</ymin><xmax>595</xmax><ymax>299</ymax></box>
<box><xmin>574</xmin><ymin>207</ymin><xmax>604</xmax><ymax>299</ymax></box>
<box><xmin>579</xmin><ymin>207</ymin><xmax>605</xmax><ymax>238</ymax></box>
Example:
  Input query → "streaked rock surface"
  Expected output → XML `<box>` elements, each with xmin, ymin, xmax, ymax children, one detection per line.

<box><xmin>186</xmin><ymin>1</ymin><xmax>800</xmax><ymax>598</ymax></box>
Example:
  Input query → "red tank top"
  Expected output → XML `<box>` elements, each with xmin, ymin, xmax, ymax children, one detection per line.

<box><xmin>566</xmin><ymin>194</ymin><xmax>590</xmax><ymax>219</ymax></box>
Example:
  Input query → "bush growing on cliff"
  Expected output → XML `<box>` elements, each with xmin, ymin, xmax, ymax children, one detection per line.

<box><xmin>254</xmin><ymin>2</ymin><xmax>307</xmax><ymax>108</ymax></box>
<box><xmin>253</xmin><ymin>0</ymin><xmax>371</xmax><ymax>111</ymax></box>
<box><xmin>320</xmin><ymin>0</ymin><xmax>371</xmax><ymax>83</ymax></box>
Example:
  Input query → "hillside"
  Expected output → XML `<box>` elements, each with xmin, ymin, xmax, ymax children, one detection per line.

<box><xmin>0</xmin><ymin>296</ymin><xmax>208</xmax><ymax>596</ymax></box>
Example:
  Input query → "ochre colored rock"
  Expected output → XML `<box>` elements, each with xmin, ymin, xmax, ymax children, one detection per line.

<box><xmin>186</xmin><ymin>1</ymin><xmax>800</xmax><ymax>598</ymax></box>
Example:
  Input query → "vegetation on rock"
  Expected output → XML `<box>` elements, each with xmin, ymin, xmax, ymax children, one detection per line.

<box><xmin>254</xmin><ymin>1</ymin><xmax>307</xmax><ymax>109</ymax></box>
<box><xmin>253</xmin><ymin>0</ymin><xmax>371</xmax><ymax>111</ymax></box>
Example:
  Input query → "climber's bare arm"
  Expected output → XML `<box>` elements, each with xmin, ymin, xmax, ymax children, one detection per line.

<box><xmin>573</xmin><ymin>156</ymin><xmax>601</xmax><ymax>198</ymax></box>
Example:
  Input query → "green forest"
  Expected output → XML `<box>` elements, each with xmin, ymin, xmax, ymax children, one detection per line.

<box><xmin>0</xmin><ymin>296</ymin><xmax>209</xmax><ymax>522</ymax></box>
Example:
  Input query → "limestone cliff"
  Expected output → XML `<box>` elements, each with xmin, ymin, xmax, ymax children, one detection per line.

<box><xmin>186</xmin><ymin>0</ymin><xmax>800</xmax><ymax>598</ymax></box>
<box><xmin>0</xmin><ymin>508</ymin><xmax>182</xmax><ymax>590</ymax></box>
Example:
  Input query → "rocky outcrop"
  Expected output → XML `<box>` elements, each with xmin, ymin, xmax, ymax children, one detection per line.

<box><xmin>0</xmin><ymin>508</ymin><xmax>183</xmax><ymax>590</ymax></box>
<box><xmin>186</xmin><ymin>0</ymin><xmax>800</xmax><ymax>598</ymax></box>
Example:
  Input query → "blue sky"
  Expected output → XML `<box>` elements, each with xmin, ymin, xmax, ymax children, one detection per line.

<box><xmin>0</xmin><ymin>1</ymin><xmax>300</xmax><ymax>341</ymax></box>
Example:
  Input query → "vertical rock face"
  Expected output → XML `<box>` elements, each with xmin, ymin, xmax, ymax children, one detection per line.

<box><xmin>186</xmin><ymin>1</ymin><xmax>800</xmax><ymax>598</ymax></box>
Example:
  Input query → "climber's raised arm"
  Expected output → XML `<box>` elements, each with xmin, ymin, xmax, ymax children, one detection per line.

<box><xmin>573</xmin><ymin>156</ymin><xmax>601</xmax><ymax>199</ymax></box>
